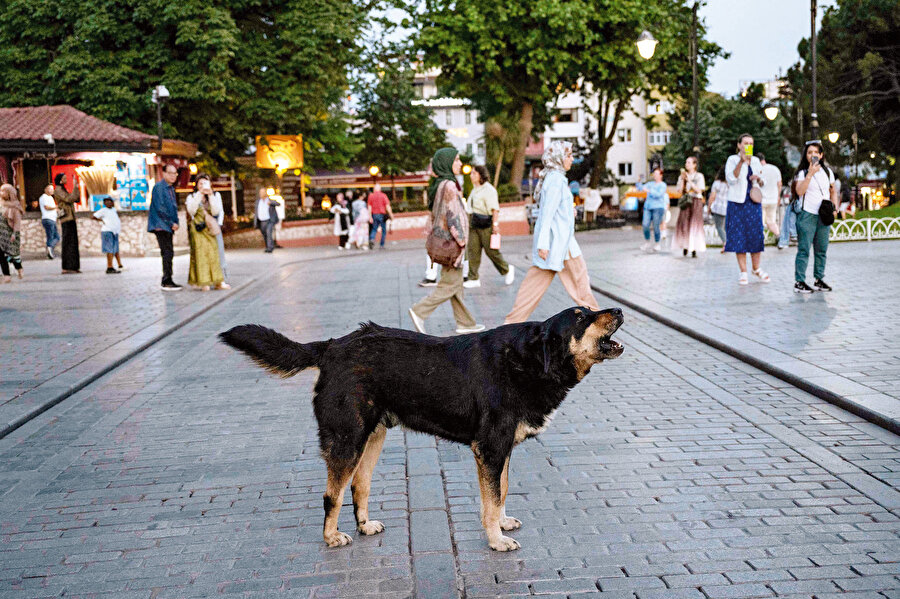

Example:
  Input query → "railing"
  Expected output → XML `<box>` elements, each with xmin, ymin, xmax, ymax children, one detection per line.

<box><xmin>704</xmin><ymin>217</ymin><xmax>900</xmax><ymax>246</ymax></box>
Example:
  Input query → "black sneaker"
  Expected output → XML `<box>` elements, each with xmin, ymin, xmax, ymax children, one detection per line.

<box><xmin>161</xmin><ymin>280</ymin><xmax>182</xmax><ymax>291</ymax></box>
<box><xmin>814</xmin><ymin>279</ymin><xmax>832</xmax><ymax>292</ymax></box>
<box><xmin>105</xmin><ymin>267</ymin><xmax>120</xmax><ymax>274</ymax></box>
<box><xmin>418</xmin><ymin>278</ymin><xmax>438</xmax><ymax>287</ymax></box>
<box><xmin>793</xmin><ymin>281</ymin><xmax>815</xmax><ymax>294</ymax></box>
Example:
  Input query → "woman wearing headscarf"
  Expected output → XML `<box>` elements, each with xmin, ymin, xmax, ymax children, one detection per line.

<box><xmin>186</xmin><ymin>173</ymin><xmax>227</xmax><ymax>291</ymax></box>
<box><xmin>408</xmin><ymin>148</ymin><xmax>485</xmax><ymax>335</ymax></box>
<box><xmin>504</xmin><ymin>141</ymin><xmax>600</xmax><ymax>323</ymax></box>
<box><xmin>54</xmin><ymin>173</ymin><xmax>81</xmax><ymax>274</ymax></box>
<box><xmin>0</xmin><ymin>184</ymin><xmax>25</xmax><ymax>282</ymax></box>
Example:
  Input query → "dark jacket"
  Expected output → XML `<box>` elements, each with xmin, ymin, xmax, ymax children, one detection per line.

<box><xmin>147</xmin><ymin>181</ymin><xmax>179</xmax><ymax>232</ymax></box>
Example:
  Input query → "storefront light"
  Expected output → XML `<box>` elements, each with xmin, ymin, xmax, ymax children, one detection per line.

<box><xmin>189</xmin><ymin>163</ymin><xmax>198</xmax><ymax>175</ymax></box>
<box><xmin>266</xmin><ymin>187</ymin><xmax>275</xmax><ymax>196</ymax></box>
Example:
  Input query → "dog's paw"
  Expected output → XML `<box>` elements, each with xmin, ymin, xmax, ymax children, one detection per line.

<box><xmin>489</xmin><ymin>535</ymin><xmax>521</xmax><ymax>552</ymax></box>
<box><xmin>324</xmin><ymin>531</ymin><xmax>353</xmax><ymax>547</ymax></box>
<box><xmin>357</xmin><ymin>520</ymin><xmax>385</xmax><ymax>535</ymax></box>
<box><xmin>500</xmin><ymin>516</ymin><xmax>522</xmax><ymax>531</ymax></box>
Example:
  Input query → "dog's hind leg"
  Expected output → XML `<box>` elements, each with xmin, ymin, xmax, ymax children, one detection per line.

<box><xmin>352</xmin><ymin>425</ymin><xmax>387</xmax><ymax>536</ymax></box>
<box><xmin>472</xmin><ymin>442</ymin><xmax>520</xmax><ymax>551</ymax></box>
<box><xmin>499</xmin><ymin>457</ymin><xmax>522</xmax><ymax>531</ymax></box>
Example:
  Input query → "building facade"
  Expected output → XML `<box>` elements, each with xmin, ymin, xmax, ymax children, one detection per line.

<box><xmin>412</xmin><ymin>70</ymin><xmax>674</xmax><ymax>183</ymax></box>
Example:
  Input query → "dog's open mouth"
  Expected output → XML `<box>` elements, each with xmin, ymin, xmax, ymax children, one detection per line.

<box><xmin>598</xmin><ymin>337</ymin><xmax>624</xmax><ymax>358</ymax></box>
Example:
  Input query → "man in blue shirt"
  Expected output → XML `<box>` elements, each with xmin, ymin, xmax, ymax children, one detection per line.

<box><xmin>148</xmin><ymin>164</ymin><xmax>182</xmax><ymax>290</ymax></box>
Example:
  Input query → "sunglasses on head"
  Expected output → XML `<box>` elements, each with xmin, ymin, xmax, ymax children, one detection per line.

<box><xmin>805</xmin><ymin>139</ymin><xmax>822</xmax><ymax>146</ymax></box>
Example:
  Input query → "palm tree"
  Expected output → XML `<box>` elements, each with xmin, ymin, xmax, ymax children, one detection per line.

<box><xmin>483</xmin><ymin>115</ymin><xmax>520</xmax><ymax>188</ymax></box>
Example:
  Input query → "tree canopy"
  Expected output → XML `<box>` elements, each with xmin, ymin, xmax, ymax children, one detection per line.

<box><xmin>0</xmin><ymin>0</ymin><xmax>373</xmax><ymax>171</ymax></box>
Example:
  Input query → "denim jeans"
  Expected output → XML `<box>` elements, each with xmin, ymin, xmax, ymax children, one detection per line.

<box><xmin>778</xmin><ymin>206</ymin><xmax>797</xmax><ymax>248</ymax></box>
<box><xmin>369</xmin><ymin>213</ymin><xmax>387</xmax><ymax>246</ymax></box>
<box><xmin>712</xmin><ymin>213</ymin><xmax>727</xmax><ymax>246</ymax></box>
<box><xmin>260</xmin><ymin>220</ymin><xmax>276</xmax><ymax>252</ymax></box>
<box><xmin>795</xmin><ymin>211</ymin><xmax>830</xmax><ymax>282</ymax></box>
<box><xmin>642</xmin><ymin>207</ymin><xmax>665</xmax><ymax>242</ymax></box>
<box><xmin>42</xmin><ymin>218</ymin><xmax>60</xmax><ymax>249</ymax></box>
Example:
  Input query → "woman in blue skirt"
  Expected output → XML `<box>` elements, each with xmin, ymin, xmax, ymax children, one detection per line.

<box><xmin>724</xmin><ymin>133</ymin><xmax>770</xmax><ymax>285</ymax></box>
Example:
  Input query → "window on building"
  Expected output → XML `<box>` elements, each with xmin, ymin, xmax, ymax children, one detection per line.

<box><xmin>412</xmin><ymin>82</ymin><xmax>425</xmax><ymax>99</ymax></box>
<box><xmin>648</xmin><ymin>130</ymin><xmax>672</xmax><ymax>146</ymax></box>
<box><xmin>556</xmin><ymin>108</ymin><xmax>578</xmax><ymax>123</ymax></box>
<box><xmin>477</xmin><ymin>143</ymin><xmax>485</xmax><ymax>156</ymax></box>
<box><xmin>466</xmin><ymin>143</ymin><xmax>473</xmax><ymax>156</ymax></box>
<box><xmin>465</xmin><ymin>111</ymin><xmax>472</xmax><ymax>125</ymax></box>
<box><xmin>618</xmin><ymin>162</ymin><xmax>633</xmax><ymax>177</ymax></box>
<box><xmin>617</xmin><ymin>128</ymin><xmax>632</xmax><ymax>143</ymax></box>
<box><xmin>551</xmin><ymin>137</ymin><xmax>579</xmax><ymax>147</ymax></box>
<box><xmin>445</xmin><ymin>110</ymin><xmax>453</xmax><ymax>126</ymax></box>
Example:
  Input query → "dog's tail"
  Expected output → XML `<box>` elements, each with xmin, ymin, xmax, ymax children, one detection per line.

<box><xmin>219</xmin><ymin>324</ymin><xmax>330</xmax><ymax>377</ymax></box>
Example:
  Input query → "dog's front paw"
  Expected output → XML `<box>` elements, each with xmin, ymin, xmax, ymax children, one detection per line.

<box><xmin>324</xmin><ymin>531</ymin><xmax>353</xmax><ymax>547</ymax></box>
<box><xmin>500</xmin><ymin>516</ymin><xmax>522</xmax><ymax>531</ymax></box>
<box><xmin>489</xmin><ymin>535</ymin><xmax>521</xmax><ymax>552</ymax></box>
<box><xmin>357</xmin><ymin>520</ymin><xmax>385</xmax><ymax>535</ymax></box>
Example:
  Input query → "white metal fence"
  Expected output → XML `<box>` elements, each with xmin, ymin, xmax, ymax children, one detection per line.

<box><xmin>704</xmin><ymin>217</ymin><xmax>900</xmax><ymax>246</ymax></box>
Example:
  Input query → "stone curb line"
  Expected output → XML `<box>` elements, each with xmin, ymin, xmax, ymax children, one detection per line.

<box><xmin>0</xmin><ymin>276</ymin><xmax>260</xmax><ymax>441</ymax></box>
<box><xmin>0</xmin><ymin>250</ymin><xmax>363</xmax><ymax>441</ymax></box>
<box><xmin>587</xmin><ymin>279</ymin><xmax>900</xmax><ymax>437</ymax></box>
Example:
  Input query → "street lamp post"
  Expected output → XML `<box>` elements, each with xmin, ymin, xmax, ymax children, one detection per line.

<box><xmin>810</xmin><ymin>0</ymin><xmax>819</xmax><ymax>140</ymax></box>
<box><xmin>690</xmin><ymin>1</ymin><xmax>699</xmax><ymax>155</ymax></box>
<box><xmin>151</xmin><ymin>85</ymin><xmax>170</xmax><ymax>151</ymax></box>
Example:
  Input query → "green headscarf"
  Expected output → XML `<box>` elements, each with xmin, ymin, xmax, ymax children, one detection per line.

<box><xmin>427</xmin><ymin>147</ymin><xmax>460</xmax><ymax>210</ymax></box>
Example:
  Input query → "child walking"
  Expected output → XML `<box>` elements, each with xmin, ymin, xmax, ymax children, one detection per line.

<box><xmin>92</xmin><ymin>196</ymin><xmax>124</xmax><ymax>273</ymax></box>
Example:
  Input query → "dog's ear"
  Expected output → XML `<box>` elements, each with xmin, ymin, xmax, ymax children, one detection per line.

<box><xmin>541</xmin><ymin>329</ymin><xmax>554</xmax><ymax>374</ymax></box>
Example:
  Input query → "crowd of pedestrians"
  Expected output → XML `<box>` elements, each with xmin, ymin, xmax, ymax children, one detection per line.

<box><xmin>635</xmin><ymin>132</ymin><xmax>839</xmax><ymax>294</ymax></box>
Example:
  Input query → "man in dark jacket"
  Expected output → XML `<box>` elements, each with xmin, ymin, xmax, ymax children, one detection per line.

<box><xmin>148</xmin><ymin>164</ymin><xmax>181</xmax><ymax>290</ymax></box>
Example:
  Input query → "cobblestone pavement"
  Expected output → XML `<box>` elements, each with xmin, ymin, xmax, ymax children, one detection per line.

<box><xmin>569</xmin><ymin>229</ymin><xmax>900</xmax><ymax>429</ymax></box>
<box><xmin>1</xmin><ymin>240</ymin><xmax>899</xmax><ymax>598</ymax></box>
<box><xmin>0</xmin><ymin>247</ymin><xmax>334</xmax><ymax>436</ymax></box>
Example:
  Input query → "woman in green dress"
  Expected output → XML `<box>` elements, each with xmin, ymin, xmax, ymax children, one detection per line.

<box><xmin>186</xmin><ymin>174</ymin><xmax>226</xmax><ymax>291</ymax></box>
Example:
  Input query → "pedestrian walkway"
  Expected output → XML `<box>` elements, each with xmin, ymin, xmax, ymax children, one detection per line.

<box><xmin>0</xmin><ymin>242</ymin><xmax>897</xmax><ymax>598</ymax></box>
<box><xmin>567</xmin><ymin>229</ymin><xmax>900</xmax><ymax>434</ymax></box>
<box><xmin>0</xmin><ymin>248</ymin><xmax>334</xmax><ymax>438</ymax></box>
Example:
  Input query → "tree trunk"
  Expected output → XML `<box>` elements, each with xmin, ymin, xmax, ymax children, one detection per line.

<box><xmin>391</xmin><ymin>175</ymin><xmax>396</xmax><ymax>203</ymax></box>
<box><xmin>589</xmin><ymin>137</ymin><xmax>612</xmax><ymax>188</ymax></box>
<box><xmin>509</xmin><ymin>102</ymin><xmax>534</xmax><ymax>193</ymax></box>
<box><xmin>493</xmin><ymin>148</ymin><xmax>504</xmax><ymax>188</ymax></box>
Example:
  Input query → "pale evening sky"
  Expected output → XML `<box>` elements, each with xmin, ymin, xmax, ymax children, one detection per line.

<box><xmin>700</xmin><ymin>0</ymin><xmax>838</xmax><ymax>96</ymax></box>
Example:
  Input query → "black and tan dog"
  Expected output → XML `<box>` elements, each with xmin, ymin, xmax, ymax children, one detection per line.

<box><xmin>219</xmin><ymin>306</ymin><xmax>624</xmax><ymax>551</ymax></box>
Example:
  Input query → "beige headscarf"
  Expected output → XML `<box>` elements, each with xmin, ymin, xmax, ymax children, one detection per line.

<box><xmin>0</xmin><ymin>184</ymin><xmax>24</xmax><ymax>232</ymax></box>
<box><xmin>534</xmin><ymin>140</ymin><xmax>573</xmax><ymax>201</ymax></box>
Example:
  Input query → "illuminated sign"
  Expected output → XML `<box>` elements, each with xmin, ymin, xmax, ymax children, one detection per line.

<box><xmin>256</xmin><ymin>135</ymin><xmax>304</xmax><ymax>171</ymax></box>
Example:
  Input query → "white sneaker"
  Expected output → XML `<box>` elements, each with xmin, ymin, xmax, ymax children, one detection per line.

<box><xmin>463</xmin><ymin>279</ymin><xmax>481</xmax><ymax>288</ymax></box>
<box><xmin>408</xmin><ymin>308</ymin><xmax>426</xmax><ymax>333</ymax></box>
<box><xmin>455</xmin><ymin>324</ymin><xmax>486</xmax><ymax>334</ymax></box>
<box><xmin>504</xmin><ymin>265</ymin><xmax>515</xmax><ymax>285</ymax></box>
<box><xmin>640</xmin><ymin>242</ymin><xmax>651</xmax><ymax>252</ymax></box>
<box><xmin>738</xmin><ymin>272</ymin><xmax>749</xmax><ymax>285</ymax></box>
<box><xmin>653</xmin><ymin>244</ymin><xmax>661</xmax><ymax>252</ymax></box>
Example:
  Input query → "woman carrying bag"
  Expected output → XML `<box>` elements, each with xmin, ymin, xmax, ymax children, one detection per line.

<box><xmin>54</xmin><ymin>173</ymin><xmax>81</xmax><ymax>274</ymax></box>
<box><xmin>464</xmin><ymin>165</ymin><xmax>514</xmax><ymax>288</ymax></box>
<box><xmin>791</xmin><ymin>140</ymin><xmax>836</xmax><ymax>294</ymax></box>
<box><xmin>673</xmin><ymin>156</ymin><xmax>706</xmax><ymax>258</ymax></box>
<box><xmin>408</xmin><ymin>148</ymin><xmax>485</xmax><ymax>335</ymax></box>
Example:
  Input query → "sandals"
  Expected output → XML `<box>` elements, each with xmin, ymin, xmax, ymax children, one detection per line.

<box><xmin>738</xmin><ymin>272</ymin><xmax>749</xmax><ymax>285</ymax></box>
<box><xmin>752</xmin><ymin>268</ymin><xmax>770</xmax><ymax>283</ymax></box>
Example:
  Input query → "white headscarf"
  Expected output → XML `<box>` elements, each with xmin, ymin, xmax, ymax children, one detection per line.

<box><xmin>534</xmin><ymin>140</ymin><xmax>572</xmax><ymax>201</ymax></box>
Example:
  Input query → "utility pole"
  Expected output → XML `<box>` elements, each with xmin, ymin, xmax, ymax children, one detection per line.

<box><xmin>691</xmin><ymin>1</ymin><xmax>700</xmax><ymax>155</ymax></box>
<box><xmin>810</xmin><ymin>0</ymin><xmax>819</xmax><ymax>140</ymax></box>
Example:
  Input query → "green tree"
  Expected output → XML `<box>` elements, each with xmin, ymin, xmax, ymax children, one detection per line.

<box><xmin>783</xmin><ymin>0</ymin><xmax>899</xmax><ymax>188</ymax></box>
<box><xmin>355</xmin><ymin>56</ymin><xmax>447</xmax><ymax>201</ymax></box>
<box><xmin>417</xmin><ymin>0</ymin><xmax>593</xmax><ymax>190</ymax></box>
<box><xmin>663</xmin><ymin>92</ymin><xmax>788</xmax><ymax>185</ymax></box>
<box><xmin>483</xmin><ymin>114</ymin><xmax>520</xmax><ymax>187</ymax></box>
<box><xmin>0</xmin><ymin>0</ymin><xmax>371</xmax><ymax>171</ymax></box>
<box><xmin>575</xmin><ymin>0</ymin><xmax>724</xmax><ymax>187</ymax></box>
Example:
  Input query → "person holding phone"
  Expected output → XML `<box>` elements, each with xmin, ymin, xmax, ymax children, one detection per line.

<box><xmin>791</xmin><ymin>140</ymin><xmax>836</xmax><ymax>293</ymax></box>
<box><xmin>724</xmin><ymin>133</ymin><xmax>769</xmax><ymax>285</ymax></box>
<box><xmin>186</xmin><ymin>173</ymin><xmax>228</xmax><ymax>291</ymax></box>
